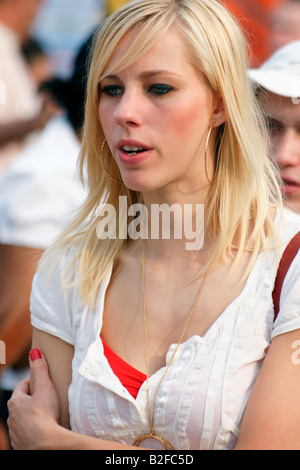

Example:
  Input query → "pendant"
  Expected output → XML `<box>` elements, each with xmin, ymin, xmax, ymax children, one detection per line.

<box><xmin>133</xmin><ymin>433</ymin><xmax>175</xmax><ymax>450</ymax></box>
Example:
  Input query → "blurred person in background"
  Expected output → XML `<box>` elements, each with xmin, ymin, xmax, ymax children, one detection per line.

<box><xmin>22</xmin><ymin>37</ymin><xmax>53</xmax><ymax>89</ymax></box>
<box><xmin>269</xmin><ymin>0</ymin><xmax>300</xmax><ymax>52</ymax></box>
<box><xmin>0</xmin><ymin>0</ymin><xmax>56</xmax><ymax>175</ymax></box>
<box><xmin>248</xmin><ymin>40</ymin><xmax>300</xmax><ymax>213</ymax></box>
<box><xmin>0</xmin><ymin>33</ymin><xmax>92</xmax><ymax>449</ymax></box>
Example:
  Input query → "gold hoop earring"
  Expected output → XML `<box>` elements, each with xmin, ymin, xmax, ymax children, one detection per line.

<box><xmin>205</xmin><ymin>126</ymin><xmax>214</xmax><ymax>184</ymax></box>
<box><xmin>101</xmin><ymin>139</ymin><xmax>122</xmax><ymax>183</ymax></box>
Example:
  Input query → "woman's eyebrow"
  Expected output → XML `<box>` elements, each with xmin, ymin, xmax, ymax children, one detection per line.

<box><xmin>101</xmin><ymin>74</ymin><xmax>119</xmax><ymax>81</ymax></box>
<box><xmin>101</xmin><ymin>70</ymin><xmax>182</xmax><ymax>80</ymax></box>
<box><xmin>139</xmin><ymin>70</ymin><xmax>182</xmax><ymax>79</ymax></box>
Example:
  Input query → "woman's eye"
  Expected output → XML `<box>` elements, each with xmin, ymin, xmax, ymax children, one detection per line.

<box><xmin>148</xmin><ymin>84</ymin><xmax>173</xmax><ymax>95</ymax></box>
<box><xmin>267</xmin><ymin>118</ymin><xmax>285</xmax><ymax>133</ymax></box>
<box><xmin>100</xmin><ymin>85</ymin><xmax>122</xmax><ymax>97</ymax></box>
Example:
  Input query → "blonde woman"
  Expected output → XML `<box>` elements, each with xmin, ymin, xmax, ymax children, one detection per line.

<box><xmin>7</xmin><ymin>0</ymin><xmax>300</xmax><ymax>450</ymax></box>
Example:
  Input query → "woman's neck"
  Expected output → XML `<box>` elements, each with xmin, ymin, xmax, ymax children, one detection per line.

<box><xmin>131</xmin><ymin>184</ymin><xmax>211</xmax><ymax>261</ymax></box>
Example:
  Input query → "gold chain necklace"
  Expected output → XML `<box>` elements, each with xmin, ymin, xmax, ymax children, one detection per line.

<box><xmin>133</xmin><ymin>246</ymin><xmax>207</xmax><ymax>450</ymax></box>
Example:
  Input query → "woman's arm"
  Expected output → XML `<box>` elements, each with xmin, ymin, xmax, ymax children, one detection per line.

<box><xmin>30</xmin><ymin>328</ymin><xmax>74</xmax><ymax>429</ymax></box>
<box><xmin>0</xmin><ymin>97</ymin><xmax>59</xmax><ymax>147</ymax></box>
<box><xmin>7</xmin><ymin>353</ymin><xmax>144</xmax><ymax>450</ymax></box>
<box><xmin>8</xmin><ymin>329</ymin><xmax>144</xmax><ymax>450</ymax></box>
<box><xmin>235</xmin><ymin>328</ymin><xmax>300</xmax><ymax>450</ymax></box>
<box><xmin>12</xmin><ymin>329</ymin><xmax>300</xmax><ymax>449</ymax></box>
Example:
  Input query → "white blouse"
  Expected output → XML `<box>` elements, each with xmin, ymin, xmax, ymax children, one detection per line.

<box><xmin>30</xmin><ymin>208</ymin><xmax>300</xmax><ymax>450</ymax></box>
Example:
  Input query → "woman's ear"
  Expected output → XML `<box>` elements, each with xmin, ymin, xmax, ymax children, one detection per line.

<box><xmin>211</xmin><ymin>93</ymin><xmax>226</xmax><ymax>127</ymax></box>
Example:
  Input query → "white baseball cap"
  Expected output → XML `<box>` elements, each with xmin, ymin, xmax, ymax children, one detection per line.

<box><xmin>247</xmin><ymin>40</ymin><xmax>300</xmax><ymax>98</ymax></box>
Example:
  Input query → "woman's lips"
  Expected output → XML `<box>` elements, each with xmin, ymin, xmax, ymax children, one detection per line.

<box><xmin>117</xmin><ymin>148</ymin><xmax>152</xmax><ymax>165</ymax></box>
<box><xmin>281</xmin><ymin>177</ymin><xmax>300</xmax><ymax>194</ymax></box>
<box><xmin>116</xmin><ymin>140</ymin><xmax>152</xmax><ymax>166</ymax></box>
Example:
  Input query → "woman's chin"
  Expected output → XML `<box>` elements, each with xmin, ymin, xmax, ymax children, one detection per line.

<box><xmin>121</xmin><ymin>175</ymin><xmax>158</xmax><ymax>193</ymax></box>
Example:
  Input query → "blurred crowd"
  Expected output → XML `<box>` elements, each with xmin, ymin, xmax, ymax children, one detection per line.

<box><xmin>0</xmin><ymin>0</ymin><xmax>300</xmax><ymax>450</ymax></box>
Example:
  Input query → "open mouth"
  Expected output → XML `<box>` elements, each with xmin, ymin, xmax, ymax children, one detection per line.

<box><xmin>122</xmin><ymin>145</ymin><xmax>148</xmax><ymax>156</ymax></box>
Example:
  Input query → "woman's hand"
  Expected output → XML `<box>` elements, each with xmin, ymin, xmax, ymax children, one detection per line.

<box><xmin>7</xmin><ymin>349</ymin><xmax>61</xmax><ymax>450</ymax></box>
<box><xmin>7</xmin><ymin>346</ymin><xmax>148</xmax><ymax>450</ymax></box>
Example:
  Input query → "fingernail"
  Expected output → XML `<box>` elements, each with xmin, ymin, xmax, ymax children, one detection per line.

<box><xmin>29</xmin><ymin>348</ymin><xmax>42</xmax><ymax>361</ymax></box>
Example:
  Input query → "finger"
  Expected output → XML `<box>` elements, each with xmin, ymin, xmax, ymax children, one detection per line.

<box><xmin>7</xmin><ymin>379</ymin><xmax>31</xmax><ymax>415</ymax></box>
<box><xmin>11</xmin><ymin>378</ymin><xmax>30</xmax><ymax>397</ymax></box>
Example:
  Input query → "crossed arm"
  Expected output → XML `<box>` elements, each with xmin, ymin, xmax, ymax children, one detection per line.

<box><xmin>7</xmin><ymin>326</ymin><xmax>300</xmax><ymax>450</ymax></box>
<box><xmin>7</xmin><ymin>328</ymin><xmax>141</xmax><ymax>450</ymax></box>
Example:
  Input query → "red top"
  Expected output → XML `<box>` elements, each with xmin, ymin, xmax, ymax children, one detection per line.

<box><xmin>101</xmin><ymin>337</ymin><xmax>148</xmax><ymax>399</ymax></box>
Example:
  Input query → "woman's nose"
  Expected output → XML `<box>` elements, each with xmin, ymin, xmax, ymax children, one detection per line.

<box><xmin>274</xmin><ymin>128</ymin><xmax>300</xmax><ymax>168</ymax></box>
<box><xmin>113</xmin><ymin>90</ymin><xmax>143</xmax><ymax>127</ymax></box>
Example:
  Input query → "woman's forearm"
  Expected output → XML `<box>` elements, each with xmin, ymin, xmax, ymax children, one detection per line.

<box><xmin>7</xmin><ymin>343</ymin><xmax>149</xmax><ymax>450</ymax></box>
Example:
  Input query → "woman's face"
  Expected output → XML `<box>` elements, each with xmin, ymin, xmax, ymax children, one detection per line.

<box><xmin>98</xmin><ymin>27</ymin><xmax>223</xmax><ymax>194</ymax></box>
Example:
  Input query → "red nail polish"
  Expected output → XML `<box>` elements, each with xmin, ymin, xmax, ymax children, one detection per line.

<box><xmin>29</xmin><ymin>348</ymin><xmax>42</xmax><ymax>361</ymax></box>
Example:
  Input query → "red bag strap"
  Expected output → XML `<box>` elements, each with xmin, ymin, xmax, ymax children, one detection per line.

<box><xmin>272</xmin><ymin>231</ymin><xmax>300</xmax><ymax>321</ymax></box>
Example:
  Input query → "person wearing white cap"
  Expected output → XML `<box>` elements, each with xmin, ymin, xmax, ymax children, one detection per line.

<box><xmin>248</xmin><ymin>40</ymin><xmax>300</xmax><ymax>213</ymax></box>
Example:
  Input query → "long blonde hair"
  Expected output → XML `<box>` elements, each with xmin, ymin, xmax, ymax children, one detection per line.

<box><xmin>41</xmin><ymin>0</ymin><xmax>282</xmax><ymax>305</ymax></box>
